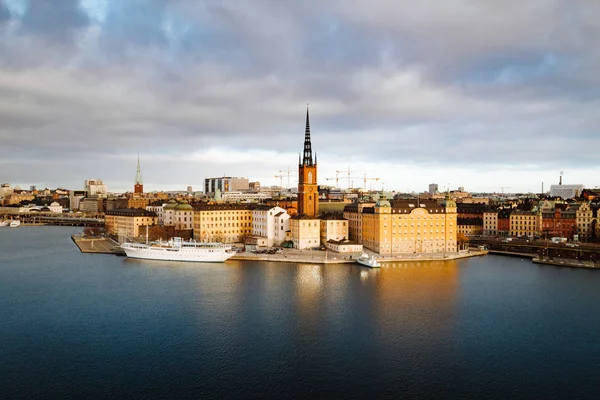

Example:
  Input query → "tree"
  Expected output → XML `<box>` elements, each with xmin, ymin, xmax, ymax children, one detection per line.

<box><xmin>457</xmin><ymin>232</ymin><xmax>469</xmax><ymax>250</ymax></box>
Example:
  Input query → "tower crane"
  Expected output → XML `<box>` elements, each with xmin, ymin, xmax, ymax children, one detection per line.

<box><xmin>278</xmin><ymin>167</ymin><xmax>291</xmax><ymax>189</ymax></box>
<box><xmin>336</xmin><ymin>168</ymin><xmax>351</xmax><ymax>188</ymax></box>
<box><xmin>274</xmin><ymin>173</ymin><xmax>284</xmax><ymax>189</ymax></box>
<box><xmin>347</xmin><ymin>174</ymin><xmax>380</xmax><ymax>190</ymax></box>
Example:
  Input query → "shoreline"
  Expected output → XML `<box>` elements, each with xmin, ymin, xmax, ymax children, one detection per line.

<box><xmin>230</xmin><ymin>250</ymin><xmax>488</xmax><ymax>264</ymax></box>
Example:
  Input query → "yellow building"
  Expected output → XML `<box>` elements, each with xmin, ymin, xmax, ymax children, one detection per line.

<box><xmin>576</xmin><ymin>202</ymin><xmax>594</xmax><ymax>241</ymax></box>
<box><xmin>345</xmin><ymin>195</ymin><xmax>457</xmax><ymax>255</ymax></box>
<box><xmin>105</xmin><ymin>208</ymin><xmax>158</xmax><ymax>240</ymax></box>
<box><xmin>290</xmin><ymin>216</ymin><xmax>321</xmax><ymax>249</ymax></box>
<box><xmin>509</xmin><ymin>210</ymin><xmax>542</xmax><ymax>237</ymax></box>
<box><xmin>343</xmin><ymin>201</ymin><xmax>374</xmax><ymax>244</ymax></box>
<box><xmin>192</xmin><ymin>203</ymin><xmax>253</xmax><ymax>243</ymax></box>
<box><xmin>483</xmin><ymin>211</ymin><xmax>498</xmax><ymax>236</ymax></box>
<box><xmin>319</xmin><ymin>213</ymin><xmax>349</xmax><ymax>245</ymax></box>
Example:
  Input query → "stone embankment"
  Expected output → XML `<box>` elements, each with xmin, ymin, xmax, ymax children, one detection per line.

<box><xmin>231</xmin><ymin>249</ymin><xmax>488</xmax><ymax>265</ymax></box>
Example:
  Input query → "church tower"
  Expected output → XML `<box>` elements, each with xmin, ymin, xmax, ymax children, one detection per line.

<box><xmin>298</xmin><ymin>107</ymin><xmax>319</xmax><ymax>217</ymax></box>
<box><xmin>134</xmin><ymin>154</ymin><xmax>143</xmax><ymax>194</ymax></box>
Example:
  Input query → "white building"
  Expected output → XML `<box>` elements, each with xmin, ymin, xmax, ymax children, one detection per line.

<box><xmin>204</xmin><ymin>177</ymin><xmax>249</xmax><ymax>195</ymax></box>
<box><xmin>251</xmin><ymin>205</ymin><xmax>290</xmax><ymax>247</ymax></box>
<box><xmin>0</xmin><ymin>183</ymin><xmax>13</xmax><ymax>199</ymax></box>
<box><xmin>146</xmin><ymin>203</ymin><xmax>166</xmax><ymax>225</ymax></box>
<box><xmin>550</xmin><ymin>184</ymin><xmax>584</xmax><ymax>199</ymax></box>
<box><xmin>221</xmin><ymin>191</ymin><xmax>271</xmax><ymax>202</ymax></box>
<box><xmin>84</xmin><ymin>179</ymin><xmax>108</xmax><ymax>197</ymax></box>
<box><xmin>48</xmin><ymin>202</ymin><xmax>63</xmax><ymax>213</ymax></box>
<box><xmin>320</xmin><ymin>214</ymin><xmax>349</xmax><ymax>245</ymax></box>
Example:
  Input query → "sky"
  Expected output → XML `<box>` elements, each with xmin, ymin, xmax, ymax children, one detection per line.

<box><xmin>1</xmin><ymin>0</ymin><xmax>599</xmax><ymax>194</ymax></box>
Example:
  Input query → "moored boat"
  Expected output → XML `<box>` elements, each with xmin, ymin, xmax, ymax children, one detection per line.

<box><xmin>0</xmin><ymin>221</ymin><xmax>8</xmax><ymax>227</ymax></box>
<box><xmin>9</xmin><ymin>220</ymin><xmax>21</xmax><ymax>228</ymax></box>
<box><xmin>121</xmin><ymin>237</ymin><xmax>235</xmax><ymax>263</ymax></box>
<box><xmin>356</xmin><ymin>253</ymin><xmax>381</xmax><ymax>268</ymax></box>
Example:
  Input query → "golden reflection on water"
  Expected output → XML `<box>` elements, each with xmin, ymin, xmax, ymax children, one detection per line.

<box><xmin>372</xmin><ymin>260</ymin><xmax>461</xmax><ymax>337</ymax></box>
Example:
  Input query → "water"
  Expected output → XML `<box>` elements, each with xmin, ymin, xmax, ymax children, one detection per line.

<box><xmin>1</xmin><ymin>227</ymin><xmax>600</xmax><ymax>399</ymax></box>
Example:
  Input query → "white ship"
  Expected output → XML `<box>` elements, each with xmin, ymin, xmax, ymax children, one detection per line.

<box><xmin>9</xmin><ymin>220</ymin><xmax>21</xmax><ymax>228</ymax></box>
<box><xmin>121</xmin><ymin>237</ymin><xmax>236</xmax><ymax>263</ymax></box>
<box><xmin>356</xmin><ymin>253</ymin><xmax>381</xmax><ymax>268</ymax></box>
<box><xmin>0</xmin><ymin>221</ymin><xmax>8</xmax><ymax>227</ymax></box>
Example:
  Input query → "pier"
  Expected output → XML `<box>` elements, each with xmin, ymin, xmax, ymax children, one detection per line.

<box><xmin>72</xmin><ymin>234</ymin><xmax>124</xmax><ymax>255</ymax></box>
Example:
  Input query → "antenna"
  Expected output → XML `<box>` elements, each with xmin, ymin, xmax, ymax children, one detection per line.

<box><xmin>559</xmin><ymin>171</ymin><xmax>563</xmax><ymax>185</ymax></box>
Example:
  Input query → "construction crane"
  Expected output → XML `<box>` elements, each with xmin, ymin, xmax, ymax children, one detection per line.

<box><xmin>347</xmin><ymin>174</ymin><xmax>380</xmax><ymax>190</ymax></box>
<box><xmin>274</xmin><ymin>174</ymin><xmax>284</xmax><ymax>189</ymax></box>
<box><xmin>278</xmin><ymin>167</ymin><xmax>291</xmax><ymax>189</ymax></box>
<box><xmin>500</xmin><ymin>186</ymin><xmax>510</xmax><ymax>194</ymax></box>
<box><xmin>336</xmin><ymin>168</ymin><xmax>351</xmax><ymax>188</ymax></box>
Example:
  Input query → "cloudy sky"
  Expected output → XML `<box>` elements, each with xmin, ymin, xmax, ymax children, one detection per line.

<box><xmin>1</xmin><ymin>0</ymin><xmax>599</xmax><ymax>193</ymax></box>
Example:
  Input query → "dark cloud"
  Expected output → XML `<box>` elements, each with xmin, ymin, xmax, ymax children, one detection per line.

<box><xmin>0</xmin><ymin>0</ymin><xmax>599</xmax><ymax>191</ymax></box>
<box><xmin>19</xmin><ymin>0</ymin><xmax>89</xmax><ymax>40</ymax></box>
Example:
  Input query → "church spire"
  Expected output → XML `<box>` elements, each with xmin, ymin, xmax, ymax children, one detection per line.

<box><xmin>302</xmin><ymin>106</ymin><xmax>313</xmax><ymax>166</ymax></box>
<box><xmin>135</xmin><ymin>153</ymin><xmax>143</xmax><ymax>185</ymax></box>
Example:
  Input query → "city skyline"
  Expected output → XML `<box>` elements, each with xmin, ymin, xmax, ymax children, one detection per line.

<box><xmin>1</xmin><ymin>1</ymin><xmax>600</xmax><ymax>192</ymax></box>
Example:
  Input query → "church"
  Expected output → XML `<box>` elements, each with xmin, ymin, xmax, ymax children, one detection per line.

<box><xmin>290</xmin><ymin>108</ymin><xmax>322</xmax><ymax>249</ymax></box>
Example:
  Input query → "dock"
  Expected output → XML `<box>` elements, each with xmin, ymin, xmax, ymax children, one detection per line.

<box><xmin>72</xmin><ymin>234</ymin><xmax>125</xmax><ymax>255</ymax></box>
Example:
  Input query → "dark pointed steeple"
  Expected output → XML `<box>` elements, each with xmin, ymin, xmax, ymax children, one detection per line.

<box><xmin>302</xmin><ymin>106</ymin><xmax>313</xmax><ymax>166</ymax></box>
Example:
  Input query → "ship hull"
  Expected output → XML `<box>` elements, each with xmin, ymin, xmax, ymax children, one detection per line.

<box><xmin>121</xmin><ymin>241</ymin><xmax>235</xmax><ymax>263</ymax></box>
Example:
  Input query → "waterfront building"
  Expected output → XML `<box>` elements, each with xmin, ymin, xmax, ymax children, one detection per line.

<box><xmin>290</xmin><ymin>216</ymin><xmax>321</xmax><ymax>249</ymax></box>
<box><xmin>541</xmin><ymin>204</ymin><xmax>576</xmax><ymax>239</ymax></box>
<box><xmin>343</xmin><ymin>201</ymin><xmax>375</xmax><ymax>244</ymax></box>
<box><xmin>48</xmin><ymin>202</ymin><xmax>63</xmax><ymax>214</ymax></box>
<box><xmin>251</xmin><ymin>205</ymin><xmax>290</xmax><ymax>247</ymax></box>
<box><xmin>357</xmin><ymin>194</ymin><xmax>457</xmax><ymax>255</ymax></box>
<box><xmin>576</xmin><ymin>202</ymin><xmax>595</xmax><ymax>241</ymax></box>
<box><xmin>204</xmin><ymin>177</ymin><xmax>250</xmax><ymax>196</ymax></box>
<box><xmin>290</xmin><ymin>107</ymin><xmax>321</xmax><ymax>248</ymax></box>
<box><xmin>297</xmin><ymin>107</ymin><xmax>318</xmax><ymax>218</ymax></box>
<box><xmin>84</xmin><ymin>179</ymin><xmax>107</xmax><ymax>197</ymax></box>
<box><xmin>325</xmin><ymin>239</ymin><xmax>363</xmax><ymax>254</ymax></box>
<box><xmin>192</xmin><ymin>203</ymin><xmax>253</xmax><ymax>243</ymax></box>
<box><xmin>105</xmin><ymin>208</ymin><xmax>158</xmax><ymax>240</ymax></box>
<box><xmin>483</xmin><ymin>211</ymin><xmax>498</xmax><ymax>236</ymax></box>
<box><xmin>510</xmin><ymin>210</ymin><xmax>542</xmax><ymax>237</ymax></box>
<box><xmin>319</xmin><ymin>213</ymin><xmax>349</xmax><ymax>245</ymax></box>
<box><xmin>498</xmin><ymin>209</ymin><xmax>511</xmax><ymax>236</ymax></box>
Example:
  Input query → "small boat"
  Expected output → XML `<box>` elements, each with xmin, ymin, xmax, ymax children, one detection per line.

<box><xmin>0</xmin><ymin>221</ymin><xmax>8</xmax><ymax>227</ymax></box>
<box><xmin>357</xmin><ymin>253</ymin><xmax>381</xmax><ymax>268</ymax></box>
<box><xmin>9</xmin><ymin>220</ymin><xmax>21</xmax><ymax>228</ymax></box>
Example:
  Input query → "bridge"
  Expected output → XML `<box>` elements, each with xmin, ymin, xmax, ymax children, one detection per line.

<box><xmin>1</xmin><ymin>213</ymin><xmax>104</xmax><ymax>227</ymax></box>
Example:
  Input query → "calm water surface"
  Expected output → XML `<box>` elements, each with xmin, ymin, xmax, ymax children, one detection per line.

<box><xmin>1</xmin><ymin>227</ymin><xmax>599</xmax><ymax>399</ymax></box>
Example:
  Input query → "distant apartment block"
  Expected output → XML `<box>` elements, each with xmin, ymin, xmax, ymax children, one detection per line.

<box><xmin>428</xmin><ymin>183</ymin><xmax>438</xmax><ymax>195</ymax></box>
<box><xmin>550</xmin><ymin>184</ymin><xmax>584</xmax><ymax>199</ymax></box>
<box><xmin>204</xmin><ymin>177</ymin><xmax>249</xmax><ymax>195</ymax></box>
<box><xmin>84</xmin><ymin>179</ymin><xmax>108</xmax><ymax>197</ymax></box>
